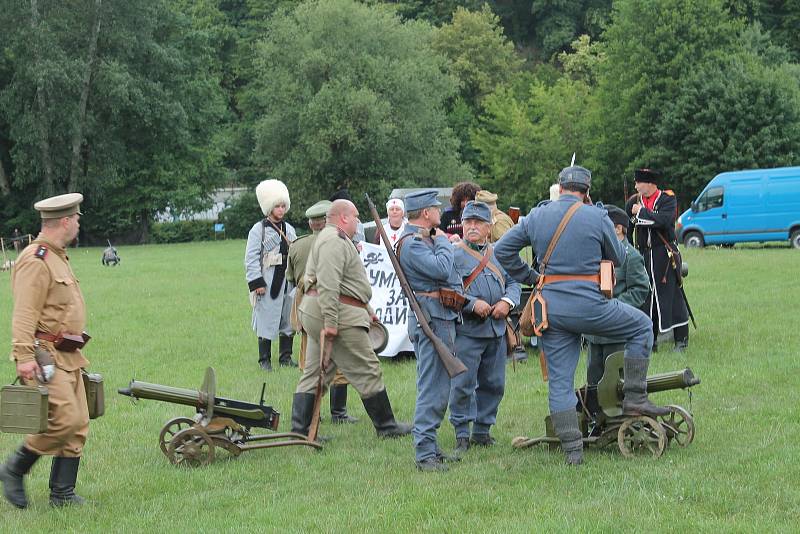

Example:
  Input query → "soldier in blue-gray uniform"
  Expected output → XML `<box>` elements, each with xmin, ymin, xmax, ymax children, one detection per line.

<box><xmin>450</xmin><ymin>201</ymin><xmax>521</xmax><ymax>453</ymax></box>
<box><xmin>396</xmin><ymin>190</ymin><xmax>464</xmax><ymax>472</ymax></box>
<box><xmin>495</xmin><ymin>166</ymin><xmax>669</xmax><ymax>465</ymax></box>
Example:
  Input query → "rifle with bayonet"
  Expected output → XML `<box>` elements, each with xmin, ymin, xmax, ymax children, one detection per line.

<box><xmin>365</xmin><ymin>193</ymin><xmax>467</xmax><ymax>378</ymax></box>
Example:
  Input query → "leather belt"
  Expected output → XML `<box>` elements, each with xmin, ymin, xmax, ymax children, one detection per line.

<box><xmin>417</xmin><ymin>291</ymin><xmax>440</xmax><ymax>298</ymax></box>
<box><xmin>541</xmin><ymin>274</ymin><xmax>600</xmax><ymax>285</ymax></box>
<box><xmin>305</xmin><ymin>288</ymin><xmax>367</xmax><ymax>309</ymax></box>
<box><xmin>34</xmin><ymin>331</ymin><xmax>58</xmax><ymax>342</ymax></box>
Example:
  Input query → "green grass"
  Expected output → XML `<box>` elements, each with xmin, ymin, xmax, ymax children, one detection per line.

<box><xmin>1</xmin><ymin>240</ymin><xmax>798</xmax><ymax>532</ymax></box>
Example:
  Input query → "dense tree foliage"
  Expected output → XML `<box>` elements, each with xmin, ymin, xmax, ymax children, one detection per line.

<box><xmin>242</xmin><ymin>0</ymin><xmax>470</xmax><ymax>217</ymax></box>
<box><xmin>2</xmin><ymin>0</ymin><xmax>799</xmax><ymax>241</ymax></box>
<box><xmin>0</xmin><ymin>0</ymin><xmax>226</xmax><ymax>241</ymax></box>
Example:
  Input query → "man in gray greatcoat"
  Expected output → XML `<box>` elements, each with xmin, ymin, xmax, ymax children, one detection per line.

<box><xmin>245</xmin><ymin>179</ymin><xmax>298</xmax><ymax>371</ymax></box>
<box><xmin>396</xmin><ymin>190</ymin><xmax>464</xmax><ymax>472</ymax></box>
<box><xmin>450</xmin><ymin>201</ymin><xmax>520</xmax><ymax>454</ymax></box>
<box><xmin>495</xmin><ymin>165</ymin><xmax>669</xmax><ymax>466</ymax></box>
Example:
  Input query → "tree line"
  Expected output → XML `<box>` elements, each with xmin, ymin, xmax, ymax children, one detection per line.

<box><xmin>1</xmin><ymin>0</ymin><xmax>799</xmax><ymax>242</ymax></box>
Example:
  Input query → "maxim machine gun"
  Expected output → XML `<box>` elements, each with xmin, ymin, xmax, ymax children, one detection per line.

<box><xmin>119</xmin><ymin>367</ymin><xmax>321</xmax><ymax>467</ymax></box>
<box><xmin>513</xmin><ymin>353</ymin><xmax>700</xmax><ymax>458</ymax></box>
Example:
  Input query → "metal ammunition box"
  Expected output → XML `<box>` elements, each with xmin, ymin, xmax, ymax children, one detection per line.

<box><xmin>83</xmin><ymin>372</ymin><xmax>105</xmax><ymax>419</ymax></box>
<box><xmin>0</xmin><ymin>384</ymin><xmax>48</xmax><ymax>434</ymax></box>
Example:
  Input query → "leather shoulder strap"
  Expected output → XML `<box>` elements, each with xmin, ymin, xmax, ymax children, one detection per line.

<box><xmin>540</xmin><ymin>201</ymin><xmax>582</xmax><ymax>272</ymax></box>
<box><xmin>394</xmin><ymin>233</ymin><xmax>415</xmax><ymax>260</ymax></box>
<box><xmin>461</xmin><ymin>243</ymin><xmax>492</xmax><ymax>290</ymax></box>
<box><xmin>459</xmin><ymin>243</ymin><xmax>505</xmax><ymax>289</ymax></box>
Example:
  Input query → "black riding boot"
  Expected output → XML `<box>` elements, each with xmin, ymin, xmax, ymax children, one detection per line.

<box><xmin>279</xmin><ymin>335</ymin><xmax>298</xmax><ymax>367</ymax></box>
<box><xmin>258</xmin><ymin>337</ymin><xmax>272</xmax><ymax>371</ymax></box>
<box><xmin>622</xmin><ymin>357</ymin><xmax>671</xmax><ymax>417</ymax></box>
<box><xmin>550</xmin><ymin>410</ymin><xmax>583</xmax><ymax>465</ymax></box>
<box><xmin>290</xmin><ymin>392</ymin><xmax>316</xmax><ymax>436</ymax></box>
<box><xmin>330</xmin><ymin>384</ymin><xmax>358</xmax><ymax>424</ymax></box>
<box><xmin>673</xmin><ymin>325</ymin><xmax>689</xmax><ymax>352</ymax></box>
<box><xmin>361</xmin><ymin>389</ymin><xmax>412</xmax><ymax>438</ymax></box>
<box><xmin>49</xmin><ymin>457</ymin><xmax>85</xmax><ymax>507</ymax></box>
<box><xmin>0</xmin><ymin>445</ymin><xmax>40</xmax><ymax>509</ymax></box>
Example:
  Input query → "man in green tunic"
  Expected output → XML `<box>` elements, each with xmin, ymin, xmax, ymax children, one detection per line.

<box><xmin>287</xmin><ymin>200</ymin><xmax>357</xmax><ymax>424</ymax></box>
<box><xmin>290</xmin><ymin>199</ymin><xmax>411</xmax><ymax>438</ymax></box>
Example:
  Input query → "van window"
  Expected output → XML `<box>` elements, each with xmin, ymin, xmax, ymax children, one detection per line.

<box><xmin>695</xmin><ymin>186</ymin><xmax>724</xmax><ymax>212</ymax></box>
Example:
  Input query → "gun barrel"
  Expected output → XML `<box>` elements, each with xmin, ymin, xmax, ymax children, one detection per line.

<box><xmin>613</xmin><ymin>368</ymin><xmax>700</xmax><ymax>396</ymax></box>
<box><xmin>119</xmin><ymin>380</ymin><xmax>207</xmax><ymax>408</ymax></box>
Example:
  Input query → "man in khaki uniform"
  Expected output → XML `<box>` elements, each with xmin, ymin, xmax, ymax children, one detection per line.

<box><xmin>290</xmin><ymin>200</ymin><xmax>411</xmax><ymax>438</ymax></box>
<box><xmin>475</xmin><ymin>190</ymin><xmax>514</xmax><ymax>243</ymax></box>
<box><xmin>1</xmin><ymin>193</ymin><xmax>90</xmax><ymax>509</ymax></box>
<box><xmin>287</xmin><ymin>200</ymin><xmax>356</xmax><ymax>424</ymax></box>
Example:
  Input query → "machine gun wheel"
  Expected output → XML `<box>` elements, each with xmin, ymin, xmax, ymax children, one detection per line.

<box><xmin>617</xmin><ymin>416</ymin><xmax>667</xmax><ymax>459</ymax></box>
<box><xmin>658</xmin><ymin>405</ymin><xmax>695</xmax><ymax>447</ymax></box>
<box><xmin>167</xmin><ymin>427</ymin><xmax>216</xmax><ymax>467</ymax></box>
<box><xmin>159</xmin><ymin>417</ymin><xmax>197</xmax><ymax>457</ymax></box>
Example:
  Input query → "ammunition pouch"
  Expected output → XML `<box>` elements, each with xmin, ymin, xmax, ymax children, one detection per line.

<box><xmin>438</xmin><ymin>288</ymin><xmax>466</xmax><ymax>312</ymax></box>
<box><xmin>82</xmin><ymin>371</ymin><xmax>105</xmax><ymax>420</ymax></box>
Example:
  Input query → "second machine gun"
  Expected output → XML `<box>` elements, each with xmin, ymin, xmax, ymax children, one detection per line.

<box><xmin>118</xmin><ymin>367</ymin><xmax>321</xmax><ymax>467</ymax></box>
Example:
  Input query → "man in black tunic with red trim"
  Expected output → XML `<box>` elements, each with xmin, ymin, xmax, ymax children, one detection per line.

<box><xmin>626</xmin><ymin>169</ymin><xmax>690</xmax><ymax>352</ymax></box>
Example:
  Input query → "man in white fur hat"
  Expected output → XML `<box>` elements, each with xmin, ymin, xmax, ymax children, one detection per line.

<box><xmin>245</xmin><ymin>179</ymin><xmax>298</xmax><ymax>370</ymax></box>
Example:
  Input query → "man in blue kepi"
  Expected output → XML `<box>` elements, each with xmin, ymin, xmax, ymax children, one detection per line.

<box><xmin>396</xmin><ymin>189</ymin><xmax>464</xmax><ymax>472</ymax></box>
<box><xmin>450</xmin><ymin>201</ymin><xmax>521</xmax><ymax>454</ymax></box>
<box><xmin>495</xmin><ymin>165</ymin><xmax>669</xmax><ymax>465</ymax></box>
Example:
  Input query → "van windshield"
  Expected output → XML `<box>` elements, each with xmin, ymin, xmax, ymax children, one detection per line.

<box><xmin>694</xmin><ymin>186</ymin><xmax>724</xmax><ymax>212</ymax></box>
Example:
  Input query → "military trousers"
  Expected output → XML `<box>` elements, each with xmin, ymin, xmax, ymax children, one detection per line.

<box><xmin>448</xmin><ymin>335</ymin><xmax>505</xmax><ymax>439</ymax></box>
<box><xmin>296</xmin><ymin>312</ymin><xmax>384</xmax><ymax>398</ymax></box>
<box><xmin>23</xmin><ymin>367</ymin><xmax>89</xmax><ymax>457</ymax></box>
<box><xmin>299</xmin><ymin>331</ymin><xmax>349</xmax><ymax>386</ymax></box>
<box><xmin>410</xmin><ymin>317</ymin><xmax>456</xmax><ymax>462</ymax></box>
<box><xmin>540</xmin><ymin>298</ymin><xmax>653</xmax><ymax>413</ymax></box>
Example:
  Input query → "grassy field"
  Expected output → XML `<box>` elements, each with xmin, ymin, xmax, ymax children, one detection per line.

<box><xmin>0</xmin><ymin>240</ymin><xmax>798</xmax><ymax>532</ymax></box>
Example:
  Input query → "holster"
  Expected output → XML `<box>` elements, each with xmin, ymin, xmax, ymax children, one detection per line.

<box><xmin>53</xmin><ymin>332</ymin><xmax>91</xmax><ymax>352</ymax></box>
<box><xmin>439</xmin><ymin>288</ymin><xmax>466</xmax><ymax>312</ymax></box>
<box><xmin>520</xmin><ymin>282</ymin><xmax>548</xmax><ymax>337</ymax></box>
<box><xmin>81</xmin><ymin>371</ymin><xmax>105</xmax><ymax>419</ymax></box>
<box><xmin>599</xmin><ymin>260</ymin><xmax>616</xmax><ymax>299</ymax></box>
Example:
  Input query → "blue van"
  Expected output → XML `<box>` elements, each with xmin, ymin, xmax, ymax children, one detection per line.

<box><xmin>677</xmin><ymin>166</ymin><xmax>800</xmax><ymax>249</ymax></box>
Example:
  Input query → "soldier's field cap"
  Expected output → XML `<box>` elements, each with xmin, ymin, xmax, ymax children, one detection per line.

<box><xmin>34</xmin><ymin>193</ymin><xmax>83</xmax><ymax>219</ymax></box>
<box><xmin>634</xmin><ymin>168</ymin><xmax>662</xmax><ymax>185</ymax></box>
<box><xmin>305</xmin><ymin>200</ymin><xmax>331</xmax><ymax>219</ymax></box>
<box><xmin>404</xmin><ymin>190</ymin><xmax>441</xmax><ymax>212</ymax></box>
<box><xmin>558</xmin><ymin>165</ymin><xmax>592</xmax><ymax>188</ymax></box>
<box><xmin>605</xmin><ymin>205</ymin><xmax>629</xmax><ymax>227</ymax></box>
<box><xmin>461</xmin><ymin>201</ymin><xmax>492</xmax><ymax>223</ymax></box>
<box><xmin>475</xmin><ymin>190</ymin><xmax>498</xmax><ymax>204</ymax></box>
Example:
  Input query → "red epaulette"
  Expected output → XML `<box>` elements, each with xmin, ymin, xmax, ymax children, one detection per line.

<box><xmin>34</xmin><ymin>245</ymin><xmax>48</xmax><ymax>260</ymax></box>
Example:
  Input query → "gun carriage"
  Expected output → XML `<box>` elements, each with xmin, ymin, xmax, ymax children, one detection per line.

<box><xmin>118</xmin><ymin>367</ymin><xmax>321</xmax><ymax>467</ymax></box>
<box><xmin>512</xmin><ymin>352</ymin><xmax>700</xmax><ymax>458</ymax></box>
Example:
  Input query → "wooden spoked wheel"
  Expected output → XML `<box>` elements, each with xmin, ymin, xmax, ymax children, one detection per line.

<box><xmin>617</xmin><ymin>416</ymin><xmax>668</xmax><ymax>459</ymax></box>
